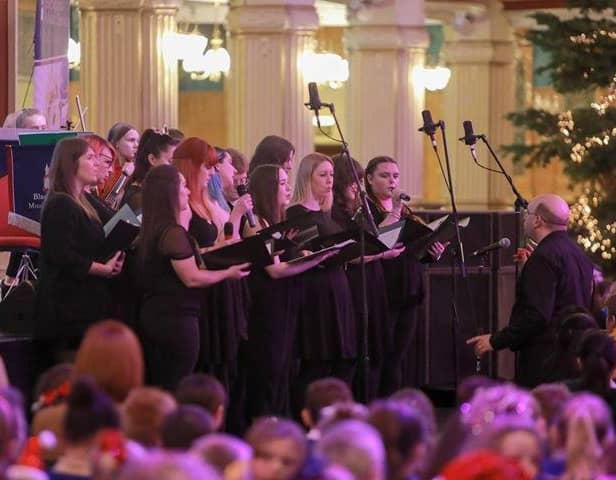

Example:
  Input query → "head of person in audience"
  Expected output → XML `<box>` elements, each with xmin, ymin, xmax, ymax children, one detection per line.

<box><xmin>530</xmin><ymin>383</ymin><xmax>572</xmax><ymax>451</ymax></box>
<box><xmin>117</xmin><ymin>451</ymin><xmax>221</xmax><ymax>480</ymax></box>
<box><xmin>161</xmin><ymin>405</ymin><xmax>215</xmax><ymax>451</ymax></box>
<box><xmin>550</xmin><ymin>311</ymin><xmax>598</xmax><ymax>379</ymax></box>
<box><xmin>606</xmin><ymin>295</ymin><xmax>616</xmax><ymax>333</ymax></box>
<box><xmin>140</xmin><ymin>164</ymin><xmax>190</xmax><ymax>262</ymax></box>
<box><xmin>301</xmin><ymin>377</ymin><xmax>353</xmax><ymax>431</ymax></box>
<box><xmin>226</xmin><ymin>148</ymin><xmax>249</xmax><ymax>201</ymax></box>
<box><xmin>439</xmin><ymin>450</ymin><xmax>531</xmax><ymax>480</ymax></box>
<box><xmin>122</xmin><ymin>387</ymin><xmax>177</xmax><ymax>448</ymax></box>
<box><xmin>593</xmin><ymin>280</ymin><xmax>614</xmax><ymax>325</ymax></box>
<box><xmin>132</xmin><ymin>129</ymin><xmax>181</xmax><ymax>185</ymax></box>
<box><xmin>74</xmin><ymin>319</ymin><xmax>144</xmax><ymax>403</ymax></box>
<box><xmin>173</xmin><ymin>137</ymin><xmax>227</xmax><ymax>228</ymax></box>
<box><xmin>249</xmin><ymin>135</ymin><xmax>295</xmax><ymax>176</ymax></box>
<box><xmin>60</xmin><ymin>377</ymin><xmax>120</xmax><ymax>458</ymax></box>
<box><xmin>456</xmin><ymin>375</ymin><xmax>501</xmax><ymax>405</ymax></box>
<box><xmin>32</xmin><ymin>362</ymin><xmax>74</xmax><ymax>413</ymax></box>
<box><xmin>465</xmin><ymin>417</ymin><xmax>542</xmax><ymax>480</ymax></box>
<box><xmin>390</xmin><ymin>388</ymin><xmax>438</xmax><ymax>444</ymax></box>
<box><xmin>175</xmin><ymin>373</ymin><xmax>227</xmax><ymax>431</ymax></box>
<box><xmin>331</xmin><ymin>153</ymin><xmax>364</xmax><ymax>222</ymax></box>
<box><xmin>45</xmin><ymin>136</ymin><xmax>101</xmax><ymax>221</ymax></box>
<box><xmin>523</xmin><ymin>193</ymin><xmax>570</xmax><ymax>243</ymax></box>
<box><xmin>83</xmin><ymin>134</ymin><xmax>117</xmax><ymax>185</ymax></box>
<box><xmin>316</xmin><ymin>419</ymin><xmax>385</xmax><ymax>480</ymax></box>
<box><xmin>556</xmin><ymin>393</ymin><xmax>614</xmax><ymax>480</ymax></box>
<box><xmin>192</xmin><ymin>433</ymin><xmax>253</xmax><ymax>479</ymax></box>
<box><xmin>0</xmin><ymin>387</ymin><xmax>27</xmax><ymax>476</ymax></box>
<box><xmin>368</xmin><ymin>400</ymin><xmax>429</xmax><ymax>480</ymax></box>
<box><xmin>365</xmin><ymin>156</ymin><xmax>400</xmax><ymax>207</ymax></box>
<box><xmin>575</xmin><ymin>329</ymin><xmax>616</xmax><ymax>396</ymax></box>
<box><xmin>15</xmin><ymin>108</ymin><xmax>47</xmax><ymax>130</ymax></box>
<box><xmin>317</xmin><ymin>402</ymin><xmax>369</xmax><ymax>436</ymax></box>
<box><xmin>107</xmin><ymin>122</ymin><xmax>140</xmax><ymax>164</ymax></box>
<box><xmin>291</xmin><ymin>153</ymin><xmax>334</xmax><ymax>208</ymax></box>
<box><xmin>249</xmin><ymin>164</ymin><xmax>292</xmax><ymax>227</ymax></box>
<box><xmin>245</xmin><ymin>417</ymin><xmax>308</xmax><ymax>480</ymax></box>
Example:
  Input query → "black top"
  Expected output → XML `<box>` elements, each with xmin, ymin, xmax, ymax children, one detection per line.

<box><xmin>34</xmin><ymin>192</ymin><xmax>111</xmax><ymax>341</ymax></box>
<box><xmin>286</xmin><ymin>204</ymin><xmax>356</xmax><ymax>360</ymax></box>
<box><xmin>85</xmin><ymin>191</ymin><xmax>115</xmax><ymax>224</ymax></box>
<box><xmin>140</xmin><ymin>224</ymin><xmax>203</xmax><ymax>315</ymax></box>
<box><xmin>188</xmin><ymin>210</ymin><xmax>218</xmax><ymax>248</ymax></box>
<box><xmin>368</xmin><ymin>201</ymin><xmax>425</xmax><ymax>310</ymax></box>
<box><xmin>491</xmin><ymin>230</ymin><xmax>594</xmax><ymax>387</ymax></box>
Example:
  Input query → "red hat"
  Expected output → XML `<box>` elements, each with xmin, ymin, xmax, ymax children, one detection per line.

<box><xmin>440</xmin><ymin>450</ymin><xmax>531</xmax><ymax>480</ymax></box>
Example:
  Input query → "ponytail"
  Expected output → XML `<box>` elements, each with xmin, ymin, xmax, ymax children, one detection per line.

<box><xmin>564</xmin><ymin>409</ymin><xmax>602</xmax><ymax>480</ymax></box>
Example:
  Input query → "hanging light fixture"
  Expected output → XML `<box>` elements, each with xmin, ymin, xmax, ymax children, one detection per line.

<box><xmin>418</xmin><ymin>24</ymin><xmax>451</xmax><ymax>91</ymax></box>
<box><xmin>300</xmin><ymin>51</ymin><xmax>349</xmax><ymax>89</ymax></box>
<box><xmin>198</xmin><ymin>24</ymin><xmax>231</xmax><ymax>82</ymax></box>
<box><xmin>162</xmin><ymin>28</ymin><xmax>208</xmax><ymax>64</ymax></box>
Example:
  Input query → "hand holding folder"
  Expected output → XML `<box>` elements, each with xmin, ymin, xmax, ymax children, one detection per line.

<box><xmin>202</xmin><ymin>235</ymin><xmax>273</xmax><ymax>270</ymax></box>
<box><xmin>100</xmin><ymin>205</ymin><xmax>141</xmax><ymax>260</ymax></box>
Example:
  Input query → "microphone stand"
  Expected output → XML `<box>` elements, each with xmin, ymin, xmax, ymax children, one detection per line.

<box><xmin>319</xmin><ymin>101</ymin><xmax>378</xmax><ymax>402</ymax></box>
<box><xmin>477</xmin><ymin>136</ymin><xmax>528</xmax><ymax>280</ymax></box>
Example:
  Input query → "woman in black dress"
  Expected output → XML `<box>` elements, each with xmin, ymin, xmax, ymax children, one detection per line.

<box><xmin>331</xmin><ymin>155</ymin><xmax>404</xmax><ymax>402</ymax></box>
<box><xmin>286</xmin><ymin>153</ymin><xmax>357</xmax><ymax>412</ymax></box>
<box><xmin>365</xmin><ymin>156</ymin><xmax>445</xmax><ymax>394</ymax></box>
<box><xmin>138</xmin><ymin>164</ymin><xmax>250</xmax><ymax>390</ymax></box>
<box><xmin>243</xmin><ymin>164</ymin><xmax>335</xmax><ymax>419</ymax></box>
<box><xmin>35</xmin><ymin>137</ymin><xmax>125</xmax><ymax>359</ymax></box>
<box><xmin>172</xmin><ymin>138</ymin><xmax>254</xmax><ymax>430</ymax></box>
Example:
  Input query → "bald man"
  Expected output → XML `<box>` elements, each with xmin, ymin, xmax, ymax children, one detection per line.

<box><xmin>467</xmin><ymin>194</ymin><xmax>594</xmax><ymax>387</ymax></box>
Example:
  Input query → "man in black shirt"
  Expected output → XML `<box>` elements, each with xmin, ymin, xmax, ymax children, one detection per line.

<box><xmin>467</xmin><ymin>194</ymin><xmax>594</xmax><ymax>387</ymax></box>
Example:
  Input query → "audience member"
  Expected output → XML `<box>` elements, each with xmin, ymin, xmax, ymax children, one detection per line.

<box><xmin>160</xmin><ymin>405</ymin><xmax>215</xmax><ymax>450</ymax></box>
<box><xmin>175</xmin><ymin>374</ymin><xmax>227</xmax><ymax>431</ymax></box>
<box><xmin>191</xmin><ymin>434</ymin><xmax>252</xmax><ymax>478</ymax></box>
<box><xmin>117</xmin><ymin>452</ymin><xmax>220</xmax><ymax>480</ymax></box>
<box><xmin>122</xmin><ymin>387</ymin><xmax>177</xmax><ymax>448</ymax></box>
<box><xmin>301</xmin><ymin>378</ymin><xmax>353</xmax><ymax>436</ymax></box>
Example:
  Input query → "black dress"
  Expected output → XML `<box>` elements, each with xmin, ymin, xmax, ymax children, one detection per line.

<box><xmin>368</xmin><ymin>201</ymin><xmax>426</xmax><ymax>395</ymax></box>
<box><xmin>332</xmin><ymin>205</ymin><xmax>390</xmax><ymax>402</ymax></box>
<box><xmin>286</xmin><ymin>204</ymin><xmax>357</xmax><ymax>411</ymax></box>
<box><xmin>138</xmin><ymin>224</ymin><xmax>203</xmax><ymax>390</ymax></box>
<box><xmin>490</xmin><ymin>230</ymin><xmax>593</xmax><ymax>387</ymax></box>
<box><xmin>188</xmin><ymin>212</ymin><xmax>251</xmax><ymax>432</ymax></box>
<box><xmin>35</xmin><ymin>193</ymin><xmax>113</xmax><ymax>354</ymax></box>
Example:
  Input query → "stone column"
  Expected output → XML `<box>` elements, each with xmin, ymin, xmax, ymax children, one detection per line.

<box><xmin>226</xmin><ymin>0</ymin><xmax>318</xmax><ymax>161</ymax></box>
<box><xmin>440</xmin><ymin>0</ymin><xmax>516</xmax><ymax>207</ymax></box>
<box><xmin>345</xmin><ymin>0</ymin><xmax>428</xmax><ymax>201</ymax></box>
<box><xmin>79</xmin><ymin>0</ymin><xmax>181</xmax><ymax>135</ymax></box>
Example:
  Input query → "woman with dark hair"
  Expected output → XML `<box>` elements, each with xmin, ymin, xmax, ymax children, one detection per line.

<box><xmin>248</xmin><ymin>135</ymin><xmax>295</xmax><ymax>175</ymax></box>
<box><xmin>287</xmin><ymin>153</ymin><xmax>357</xmax><ymax>413</ymax></box>
<box><xmin>244</xmin><ymin>164</ymin><xmax>334</xmax><ymax>419</ymax></box>
<box><xmin>365</xmin><ymin>156</ymin><xmax>445</xmax><ymax>394</ymax></box>
<box><xmin>566</xmin><ymin>331</ymin><xmax>616</xmax><ymax>415</ymax></box>
<box><xmin>331</xmin><ymin>154</ymin><xmax>403</xmax><ymax>402</ymax></box>
<box><xmin>102</xmin><ymin>122</ymin><xmax>140</xmax><ymax>207</ymax></box>
<box><xmin>138</xmin><ymin>164</ymin><xmax>250</xmax><ymax>390</ymax></box>
<box><xmin>123</xmin><ymin>128</ymin><xmax>180</xmax><ymax>212</ymax></box>
<box><xmin>35</xmin><ymin>137</ymin><xmax>125</xmax><ymax>358</ymax></box>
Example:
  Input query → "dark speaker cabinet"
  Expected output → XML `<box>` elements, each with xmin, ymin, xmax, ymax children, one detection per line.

<box><xmin>404</xmin><ymin>210</ymin><xmax>519</xmax><ymax>388</ymax></box>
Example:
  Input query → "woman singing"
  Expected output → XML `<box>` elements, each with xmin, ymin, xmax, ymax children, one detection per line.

<box><xmin>244</xmin><ymin>164</ymin><xmax>336</xmax><ymax>418</ymax></box>
<box><xmin>286</xmin><ymin>153</ymin><xmax>357</xmax><ymax>412</ymax></box>
<box><xmin>35</xmin><ymin>137</ymin><xmax>125</xmax><ymax>359</ymax></box>
<box><xmin>123</xmin><ymin>129</ymin><xmax>180</xmax><ymax>212</ymax></box>
<box><xmin>331</xmin><ymin>155</ymin><xmax>403</xmax><ymax>402</ymax></box>
<box><xmin>365</xmin><ymin>156</ymin><xmax>445</xmax><ymax>394</ymax></box>
<box><xmin>138</xmin><ymin>164</ymin><xmax>249</xmax><ymax>390</ymax></box>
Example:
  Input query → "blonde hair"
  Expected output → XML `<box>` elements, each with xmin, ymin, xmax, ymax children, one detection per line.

<box><xmin>291</xmin><ymin>153</ymin><xmax>333</xmax><ymax>205</ymax></box>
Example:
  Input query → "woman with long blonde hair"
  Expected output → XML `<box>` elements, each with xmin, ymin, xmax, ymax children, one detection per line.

<box><xmin>35</xmin><ymin>137</ymin><xmax>125</xmax><ymax>360</ymax></box>
<box><xmin>286</xmin><ymin>153</ymin><xmax>357</xmax><ymax>413</ymax></box>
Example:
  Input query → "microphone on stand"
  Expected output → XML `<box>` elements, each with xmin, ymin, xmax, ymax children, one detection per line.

<box><xmin>418</xmin><ymin>110</ymin><xmax>439</xmax><ymax>149</ymax></box>
<box><xmin>470</xmin><ymin>237</ymin><xmax>511</xmax><ymax>257</ymax></box>
<box><xmin>236</xmin><ymin>183</ymin><xmax>256</xmax><ymax>228</ymax></box>
<box><xmin>305</xmin><ymin>82</ymin><xmax>329</xmax><ymax>128</ymax></box>
<box><xmin>459</xmin><ymin>120</ymin><xmax>483</xmax><ymax>164</ymax></box>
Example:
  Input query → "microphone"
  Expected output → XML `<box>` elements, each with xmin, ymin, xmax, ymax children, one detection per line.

<box><xmin>236</xmin><ymin>183</ymin><xmax>256</xmax><ymax>228</ymax></box>
<box><xmin>460</xmin><ymin>120</ymin><xmax>478</xmax><ymax>146</ymax></box>
<box><xmin>398</xmin><ymin>192</ymin><xmax>411</xmax><ymax>202</ymax></box>
<box><xmin>223</xmin><ymin>222</ymin><xmax>234</xmax><ymax>241</ymax></box>
<box><xmin>306</xmin><ymin>82</ymin><xmax>324</xmax><ymax>111</ymax></box>
<box><xmin>470</xmin><ymin>237</ymin><xmax>511</xmax><ymax>257</ymax></box>
<box><xmin>418</xmin><ymin>110</ymin><xmax>438</xmax><ymax>148</ymax></box>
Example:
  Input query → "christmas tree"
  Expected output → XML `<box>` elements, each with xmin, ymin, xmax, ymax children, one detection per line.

<box><xmin>504</xmin><ymin>0</ymin><xmax>616</xmax><ymax>273</ymax></box>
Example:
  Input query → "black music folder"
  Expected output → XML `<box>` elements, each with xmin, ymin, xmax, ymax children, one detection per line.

<box><xmin>201</xmin><ymin>235</ymin><xmax>274</xmax><ymax>270</ymax></box>
<box><xmin>101</xmin><ymin>220</ymin><xmax>140</xmax><ymax>260</ymax></box>
<box><xmin>400</xmin><ymin>214</ymin><xmax>470</xmax><ymax>259</ymax></box>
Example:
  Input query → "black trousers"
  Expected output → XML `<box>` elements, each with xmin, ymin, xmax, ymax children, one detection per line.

<box><xmin>139</xmin><ymin>303</ymin><xmax>200</xmax><ymax>391</ymax></box>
